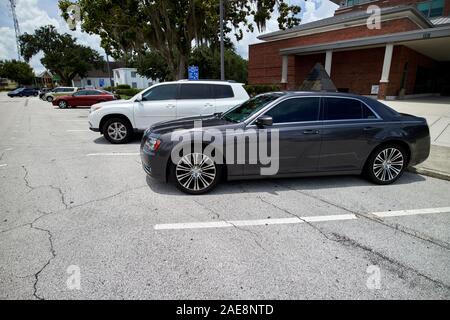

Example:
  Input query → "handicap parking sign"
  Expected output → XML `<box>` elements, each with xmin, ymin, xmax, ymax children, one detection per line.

<box><xmin>188</xmin><ymin>66</ymin><xmax>199</xmax><ymax>80</ymax></box>
<box><xmin>99</xmin><ymin>79</ymin><xmax>105</xmax><ymax>87</ymax></box>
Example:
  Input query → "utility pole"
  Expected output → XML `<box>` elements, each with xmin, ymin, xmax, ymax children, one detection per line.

<box><xmin>9</xmin><ymin>0</ymin><xmax>21</xmax><ymax>60</ymax></box>
<box><xmin>106</xmin><ymin>52</ymin><xmax>113</xmax><ymax>88</ymax></box>
<box><xmin>219</xmin><ymin>0</ymin><xmax>225</xmax><ymax>81</ymax></box>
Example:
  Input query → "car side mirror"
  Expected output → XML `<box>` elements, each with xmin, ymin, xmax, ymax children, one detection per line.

<box><xmin>255</xmin><ymin>115</ymin><xmax>273</xmax><ymax>127</ymax></box>
<box><xmin>135</xmin><ymin>95</ymin><xmax>143</xmax><ymax>103</ymax></box>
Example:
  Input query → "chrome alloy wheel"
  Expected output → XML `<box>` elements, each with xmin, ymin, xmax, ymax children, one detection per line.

<box><xmin>373</xmin><ymin>147</ymin><xmax>404</xmax><ymax>182</ymax></box>
<box><xmin>58</xmin><ymin>100</ymin><xmax>67</xmax><ymax>108</ymax></box>
<box><xmin>107</xmin><ymin>122</ymin><xmax>127</xmax><ymax>141</ymax></box>
<box><xmin>176</xmin><ymin>153</ymin><xmax>216</xmax><ymax>192</ymax></box>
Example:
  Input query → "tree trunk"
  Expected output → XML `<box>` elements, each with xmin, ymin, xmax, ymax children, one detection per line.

<box><xmin>176</xmin><ymin>56</ymin><xmax>187</xmax><ymax>80</ymax></box>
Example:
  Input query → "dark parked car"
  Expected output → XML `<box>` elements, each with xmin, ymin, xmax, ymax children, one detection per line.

<box><xmin>140</xmin><ymin>92</ymin><xmax>430</xmax><ymax>194</ymax></box>
<box><xmin>39</xmin><ymin>88</ymin><xmax>52</xmax><ymax>100</ymax></box>
<box><xmin>52</xmin><ymin>89</ymin><xmax>118</xmax><ymax>108</ymax></box>
<box><xmin>7</xmin><ymin>87</ymin><xmax>39</xmax><ymax>97</ymax></box>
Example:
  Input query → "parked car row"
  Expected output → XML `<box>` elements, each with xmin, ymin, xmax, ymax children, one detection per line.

<box><xmin>83</xmin><ymin>80</ymin><xmax>431</xmax><ymax>194</ymax></box>
<box><xmin>7</xmin><ymin>87</ymin><xmax>39</xmax><ymax>97</ymax></box>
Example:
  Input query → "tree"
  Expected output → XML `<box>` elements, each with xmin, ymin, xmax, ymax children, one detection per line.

<box><xmin>59</xmin><ymin>0</ymin><xmax>301</xmax><ymax>80</ymax></box>
<box><xmin>189</xmin><ymin>45</ymin><xmax>248</xmax><ymax>83</ymax></box>
<box><xmin>134</xmin><ymin>51</ymin><xmax>172</xmax><ymax>82</ymax></box>
<box><xmin>0</xmin><ymin>60</ymin><xmax>34</xmax><ymax>85</ymax></box>
<box><xmin>19</xmin><ymin>25</ymin><xmax>104</xmax><ymax>86</ymax></box>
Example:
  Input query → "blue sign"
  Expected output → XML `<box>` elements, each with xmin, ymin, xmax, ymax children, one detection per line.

<box><xmin>188</xmin><ymin>66</ymin><xmax>199</xmax><ymax>80</ymax></box>
<box><xmin>99</xmin><ymin>78</ymin><xmax>105</xmax><ymax>87</ymax></box>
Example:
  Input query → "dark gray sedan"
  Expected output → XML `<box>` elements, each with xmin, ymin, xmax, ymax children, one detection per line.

<box><xmin>140</xmin><ymin>92</ymin><xmax>430</xmax><ymax>194</ymax></box>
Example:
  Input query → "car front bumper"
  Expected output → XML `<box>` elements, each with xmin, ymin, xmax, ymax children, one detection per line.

<box><xmin>140</xmin><ymin>135</ymin><xmax>171</xmax><ymax>182</ymax></box>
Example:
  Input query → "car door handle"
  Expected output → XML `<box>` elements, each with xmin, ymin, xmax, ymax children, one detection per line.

<box><xmin>303</xmin><ymin>129</ymin><xmax>320</xmax><ymax>135</ymax></box>
<box><xmin>166</xmin><ymin>104</ymin><xmax>176</xmax><ymax>108</ymax></box>
<box><xmin>363</xmin><ymin>127</ymin><xmax>376</xmax><ymax>131</ymax></box>
<box><xmin>204</xmin><ymin>103</ymin><xmax>214</xmax><ymax>107</ymax></box>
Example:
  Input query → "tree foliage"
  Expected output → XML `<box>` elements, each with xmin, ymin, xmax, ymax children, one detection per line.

<box><xmin>0</xmin><ymin>60</ymin><xmax>35</xmax><ymax>85</ymax></box>
<box><xmin>58</xmin><ymin>0</ymin><xmax>301</xmax><ymax>80</ymax></box>
<box><xmin>134</xmin><ymin>45</ymin><xmax>247</xmax><ymax>83</ymax></box>
<box><xmin>189</xmin><ymin>46</ymin><xmax>248</xmax><ymax>83</ymax></box>
<box><xmin>19</xmin><ymin>25</ymin><xmax>104</xmax><ymax>85</ymax></box>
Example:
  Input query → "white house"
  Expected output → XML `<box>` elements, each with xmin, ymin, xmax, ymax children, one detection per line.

<box><xmin>113</xmin><ymin>68</ymin><xmax>157</xmax><ymax>89</ymax></box>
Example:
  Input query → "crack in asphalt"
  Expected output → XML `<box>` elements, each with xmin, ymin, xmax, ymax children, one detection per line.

<box><xmin>256</xmin><ymin>194</ymin><xmax>450</xmax><ymax>291</ymax></box>
<box><xmin>48</xmin><ymin>185</ymin><xmax>70</xmax><ymax>210</ymax></box>
<box><xmin>278</xmin><ymin>182</ymin><xmax>450</xmax><ymax>251</ymax></box>
<box><xmin>30</xmin><ymin>210</ymin><xmax>56</xmax><ymax>300</ymax></box>
<box><xmin>21</xmin><ymin>165</ymin><xmax>33</xmax><ymax>191</ymax></box>
<box><xmin>2</xmin><ymin>177</ymin><xmax>148</xmax><ymax>299</ymax></box>
<box><xmin>329</xmin><ymin>232</ymin><xmax>450</xmax><ymax>291</ymax></box>
<box><xmin>193</xmin><ymin>198</ymin><xmax>266</xmax><ymax>252</ymax></box>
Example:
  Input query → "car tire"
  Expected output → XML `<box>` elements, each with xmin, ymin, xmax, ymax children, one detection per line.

<box><xmin>103</xmin><ymin>118</ymin><xmax>133</xmax><ymax>144</ymax></box>
<box><xmin>365</xmin><ymin>143</ymin><xmax>408</xmax><ymax>185</ymax></box>
<box><xmin>58</xmin><ymin>100</ymin><xmax>69</xmax><ymax>109</ymax></box>
<box><xmin>46</xmin><ymin>96</ymin><xmax>53</xmax><ymax>102</ymax></box>
<box><xmin>34</xmin><ymin>92</ymin><xmax>38</xmax><ymax>96</ymax></box>
<box><xmin>172</xmin><ymin>151</ymin><xmax>222</xmax><ymax>195</ymax></box>
<box><xmin>19</xmin><ymin>94</ymin><xmax>23</xmax><ymax>97</ymax></box>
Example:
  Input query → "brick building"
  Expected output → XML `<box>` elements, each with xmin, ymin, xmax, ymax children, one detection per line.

<box><xmin>248</xmin><ymin>0</ymin><xmax>450</xmax><ymax>99</ymax></box>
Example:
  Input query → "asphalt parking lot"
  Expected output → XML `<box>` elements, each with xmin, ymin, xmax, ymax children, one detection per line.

<box><xmin>0</xmin><ymin>93</ymin><xmax>449</xmax><ymax>300</ymax></box>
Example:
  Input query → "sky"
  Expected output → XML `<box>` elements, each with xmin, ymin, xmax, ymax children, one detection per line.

<box><xmin>0</xmin><ymin>0</ymin><xmax>339</xmax><ymax>74</ymax></box>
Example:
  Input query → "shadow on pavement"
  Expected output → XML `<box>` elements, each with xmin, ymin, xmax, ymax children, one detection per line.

<box><xmin>146</xmin><ymin>171</ymin><xmax>426</xmax><ymax>196</ymax></box>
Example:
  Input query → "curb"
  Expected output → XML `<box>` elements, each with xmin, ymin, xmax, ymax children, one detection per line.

<box><xmin>408</xmin><ymin>166</ymin><xmax>450</xmax><ymax>181</ymax></box>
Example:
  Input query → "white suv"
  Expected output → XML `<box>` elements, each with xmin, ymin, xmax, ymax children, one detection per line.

<box><xmin>43</xmin><ymin>87</ymin><xmax>78</xmax><ymax>102</ymax></box>
<box><xmin>88</xmin><ymin>80</ymin><xmax>249</xmax><ymax>143</ymax></box>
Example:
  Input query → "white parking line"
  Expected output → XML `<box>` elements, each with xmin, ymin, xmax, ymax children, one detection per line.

<box><xmin>86</xmin><ymin>152</ymin><xmax>140</xmax><ymax>156</ymax></box>
<box><xmin>154</xmin><ymin>207</ymin><xmax>450</xmax><ymax>231</ymax></box>
<box><xmin>372</xmin><ymin>207</ymin><xmax>450</xmax><ymax>218</ymax></box>
<box><xmin>0</xmin><ymin>164</ymin><xmax>7</xmax><ymax>168</ymax></box>
<box><xmin>66</xmin><ymin>130</ymin><xmax>90</xmax><ymax>132</ymax></box>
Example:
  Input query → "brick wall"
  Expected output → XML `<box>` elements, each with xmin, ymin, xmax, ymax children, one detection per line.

<box><xmin>248</xmin><ymin>18</ymin><xmax>420</xmax><ymax>86</ymax></box>
<box><xmin>331</xmin><ymin>47</ymin><xmax>385</xmax><ymax>95</ymax></box>
<box><xmin>387</xmin><ymin>45</ymin><xmax>437</xmax><ymax>96</ymax></box>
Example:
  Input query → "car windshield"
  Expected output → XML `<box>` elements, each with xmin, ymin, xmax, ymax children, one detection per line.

<box><xmin>221</xmin><ymin>93</ymin><xmax>283</xmax><ymax>123</ymax></box>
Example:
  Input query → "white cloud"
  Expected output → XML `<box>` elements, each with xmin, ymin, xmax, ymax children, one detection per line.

<box><xmin>0</xmin><ymin>0</ymin><xmax>105</xmax><ymax>74</ymax></box>
<box><xmin>0</xmin><ymin>0</ymin><xmax>339</xmax><ymax>73</ymax></box>
<box><xmin>232</xmin><ymin>0</ymin><xmax>338</xmax><ymax>59</ymax></box>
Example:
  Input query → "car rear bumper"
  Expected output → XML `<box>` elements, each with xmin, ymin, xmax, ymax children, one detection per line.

<box><xmin>408</xmin><ymin>124</ymin><xmax>431</xmax><ymax>166</ymax></box>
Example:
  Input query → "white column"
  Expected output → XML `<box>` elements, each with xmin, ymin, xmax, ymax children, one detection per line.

<box><xmin>380</xmin><ymin>44</ymin><xmax>394</xmax><ymax>83</ymax></box>
<box><xmin>325</xmin><ymin>50</ymin><xmax>333</xmax><ymax>76</ymax></box>
<box><xmin>281</xmin><ymin>55</ymin><xmax>288</xmax><ymax>84</ymax></box>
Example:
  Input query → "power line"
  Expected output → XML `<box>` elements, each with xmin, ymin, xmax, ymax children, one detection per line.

<box><xmin>9</xmin><ymin>0</ymin><xmax>21</xmax><ymax>60</ymax></box>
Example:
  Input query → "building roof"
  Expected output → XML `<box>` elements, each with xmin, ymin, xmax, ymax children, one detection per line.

<box><xmin>431</xmin><ymin>16</ymin><xmax>450</xmax><ymax>26</ymax></box>
<box><xmin>257</xmin><ymin>5</ymin><xmax>433</xmax><ymax>41</ymax></box>
<box><xmin>279</xmin><ymin>25</ymin><xmax>450</xmax><ymax>62</ymax></box>
<box><xmin>36</xmin><ymin>70</ymin><xmax>53</xmax><ymax>78</ymax></box>
<box><xmin>75</xmin><ymin>61</ymin><xmax>126</xmax><ymax>79</ymax></box>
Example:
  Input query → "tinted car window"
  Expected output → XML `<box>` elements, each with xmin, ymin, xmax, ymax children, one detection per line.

<box><xmin>213</xmin><ymin>85</ymin><xmax>234</xmax><ymax>99</ymax></box>
<box><xmin>362</xmin><ymin>105</ymin><xmax>377</xmax><ymax>119</ymax></box>
<box><xmin>265</xmin><ymin>97</ymin><xmax>320</xmax><ymax>123</ymax></box>
<box><xmin>324</xmin><ymin>98</ymin><xmax>364</xmax><ymax>120</ymax></box>
<box><xmin>73</xmin><ymin>91</ymin><xmax>87</xmax><ymax>96</ymax></box>
<box><xmin>221</xmin><ymin>94</ymin><xmax>283</xmax><ymax>123</ymax></box>
<box><xmin>179</xmin><ymin>84</ymin><xmax>214</xmax><ymax>99</ymax></box>
<box><xmin>143</xmin><ymin>84</ymin><xmax>177</xmax><ymax>101</ymax></box>
<box><xmin>85</xmin><ymin>90</ymin><xmax>100</xmax><ymax>95</ymax></box>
